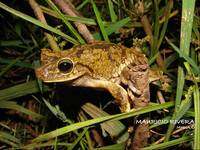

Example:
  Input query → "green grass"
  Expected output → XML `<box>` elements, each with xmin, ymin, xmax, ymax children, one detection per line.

<box><xmin>0</xmin><ymin>0</ymin><xmax>199</xmax><ymax>149</ymax></box>
<box><xmin>45</xmin><ymin>0</ymin><xmax>85</xmax><ymax>44</ymax></box>
<box><xmin>0</xmin><ymin>2</ymin><xmax>79</xmax><ymax>45</ymax></box>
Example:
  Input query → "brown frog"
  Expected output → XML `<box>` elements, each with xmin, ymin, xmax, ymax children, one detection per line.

<box><xmin>35</xmin><ymin>42</ymin><xmax>150</xmax><ymax>112</ymax></box>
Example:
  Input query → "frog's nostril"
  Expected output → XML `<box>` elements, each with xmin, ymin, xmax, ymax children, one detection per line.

<box><xmin>58</xmin><ymin>59</ymin><xmax>73</xmax><ymax>73</ymax></box>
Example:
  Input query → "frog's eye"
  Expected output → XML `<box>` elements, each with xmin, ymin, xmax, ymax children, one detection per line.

<box><xmin>58</xmin><ymin>59</ymin><xmax>73</xmax><ymax>73</ymax></box>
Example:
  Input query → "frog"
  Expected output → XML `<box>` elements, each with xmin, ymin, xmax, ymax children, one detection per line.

<box><xmin>35</xmin><ymin>41</ymin><xmax>150</xmax><ymax>112</ymax></box>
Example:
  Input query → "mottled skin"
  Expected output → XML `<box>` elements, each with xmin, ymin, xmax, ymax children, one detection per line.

<box><xmin>35</xmin><ymin>42</ymin><xmax>149</xmax><ymax>112</ymax></box>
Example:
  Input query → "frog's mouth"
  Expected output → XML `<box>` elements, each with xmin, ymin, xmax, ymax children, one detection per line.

<box><xmin>44</xmin><ymin>72</ymin><xmax>85</xmax><ymax>83</ymax></box>
<box><xmin>35</xmin><ymin>67</ymin><xmax>85</xmax><ymax>83</ymax></box>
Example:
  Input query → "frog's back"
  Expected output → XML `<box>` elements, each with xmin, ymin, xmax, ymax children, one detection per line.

<box><xmin>64</xmin><ymin>42</ymin><xmax>148</xmax><ymax>80</ymax></box>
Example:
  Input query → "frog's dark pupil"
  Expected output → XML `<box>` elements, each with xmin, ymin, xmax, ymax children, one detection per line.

<box><xmin>58</xmin><ymin>59</ymin><xmax>73</xmax><ymax>73</ymax></box>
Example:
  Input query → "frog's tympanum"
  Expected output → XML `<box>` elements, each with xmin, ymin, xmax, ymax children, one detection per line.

<box><xmin>35</xmin><ymin>42</ymin><xmax>150</xmax><ymax>112</ymax></box>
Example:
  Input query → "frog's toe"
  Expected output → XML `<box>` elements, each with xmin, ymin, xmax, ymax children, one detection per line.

<box><xmin>128</xmin><ymin>81</ymin><xmax>141</xmax><ymax>95</ymax></box>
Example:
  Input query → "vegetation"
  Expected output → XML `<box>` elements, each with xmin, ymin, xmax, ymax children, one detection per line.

<box><xmin>0</xmin><ymin>0</ymin><xmax>199</xmax><ymax>149</ymax></box>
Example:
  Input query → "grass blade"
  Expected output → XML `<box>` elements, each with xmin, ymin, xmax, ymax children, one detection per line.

<box><xmin>77</xmin><ymin>0</ymin><xmax>90</xmax><ymax>10</ymax></box>
<box><xmin>108</xmin><ymin>0</ymin><xmax>117</xmax><ymax>22</ymax></box>
<box><xmin>32</xmin><ymin>102</ymin><xmax>174</xmax><ymax>143</ymax></box>
<box><xmin>0</xmin><ymin>2</ymin><xmax>79</xmax><ymax>45</ymax></box>
<box><xmin>68</xmin><ymin>128</ymin><xmax>88</xmax><ymax>150</ymax></box>
<box><xmin>143</xmin><ymin>136</ymin><xmax>192</xmax><ymax>150</ymax></box>
<box><xmin>45</xmin><ymin>0</ymin><xmax>85</xmax><ymax>44</ymax></box>
<box><xmin>0</xmin><ymin>131</ymin><xmax>20</xmax><ymax>147</ymax></box>
<box><xmin>82</xmin><ymin>103</ymin><xmax>129</xmax><ymax>143</ymax></box>
<box><xmin>156</xmin><ymin>0</ymin><xmax>173</xmax><ymax>51</ymax></box>
<box><xmin>95</xmin><ymin>142</ymin><xmax>126</xmax><ymax>150</ymax></box>
<box><xmin>0</xmin><ymin>80</ymin><xmax>51</xmax><ymax>101</ymax></box>
<box><xmin>165</xmin><ymin>37</ymin><xmax>200</xmax><ymax>74</ymax></box>
<box><xmin>194</xmin><ymin>82</ymin><xmax>200</xmax><ymax>149</ymax></box>
<box><xmin>180</xmin><ymin>0</ymin><xmax>195</xmax><ymax>56</ymax></box>
<box><xmin>172</xmin><ymin>0</ymin><xmax>196</xmax><ymax>111</ymax></box>
<box><xmin>152</xmin><ymin>0</ymin><xmax>160</xmax><ymax>54</ymax></box>
<box><xmin>164</xmin><ymin>86</ymin><xmax>193</xmax><ymax>141</ymax></box>
<box><xmin>0</xmin><ymin>58</ymin><xmax>34</xmax><ymax>69</ymax></box>
<box><xmin>90</xmin><ymin>0</ymin><xmax>109</xmax><ymax>41</ymax></box>
<box><xmin>41</xmin><ymin>5</ymin><xmax>109</xmax><ymax>26</ymax></box>
<box><xmin>93</xmin><ymin>17</ymin><xmax>130</xmax><ymax>40</ymax></box>
<box><xmin>0</xmin><ymin>57</ymin><xmax>21</xmax><ymax>77</ymax></box>
<box><xmin>0</xmin><ymin>101</ymin><xmax>43</xmax><ymax>120</ymax></box>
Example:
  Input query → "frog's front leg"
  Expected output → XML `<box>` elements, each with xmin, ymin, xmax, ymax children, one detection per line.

<box><xmin>104</xmin><ymin>82</ymin><xmax>131</xmax><ymax>112</ymax></box>
<box><xmin>121</xmin><ymin>64</ymin><xmax>150</xmax><ymax>108</ymax></box>
<box><xmin>71</xmin><ymin>76</ymin><xmax>130</xmax><ymax>112</ymax></box>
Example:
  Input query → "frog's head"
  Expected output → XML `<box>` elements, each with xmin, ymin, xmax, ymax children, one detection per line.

<box><xmin>35</xmin><ymin>48</ymin><xmax>90</xmax><ymax>83</ymax></box>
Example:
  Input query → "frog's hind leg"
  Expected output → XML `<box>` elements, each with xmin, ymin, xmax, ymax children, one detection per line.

<box><xmin>71</xmin><ymin>76</ymin><xmax>131</xmax><ymax>112</ymax></box>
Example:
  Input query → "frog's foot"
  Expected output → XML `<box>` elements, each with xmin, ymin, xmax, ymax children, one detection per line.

<box><xmin>149</xmin><ymin>69</ymin><xmax>171</xmax><ymax>92</ymax></box>
<box><xmin>127</xmin><ymin>88</ymin><xmax>148</xmax><ymax>108</ymax></box>
<box><xmin>127</xmin><ymin>88</ymin><xmax>135</xmax><ymax>101</ymax></box>
<box><xmin>72</xmin><ymin>76</ymin><xmax>131</xmax><ymax>112</ymax></box>
<box><xmin>127</xmin><ymin>81</ymin><xmax>141</xmax><ymax>96</ymax></box>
